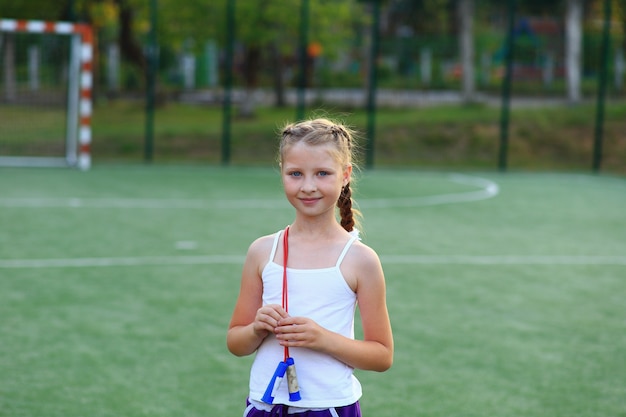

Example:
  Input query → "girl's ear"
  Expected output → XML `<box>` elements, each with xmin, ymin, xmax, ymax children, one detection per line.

<box><xmin>343</xmin><ymin>164</ymin><xmax>352</xmax><ymax>186</ymax></box>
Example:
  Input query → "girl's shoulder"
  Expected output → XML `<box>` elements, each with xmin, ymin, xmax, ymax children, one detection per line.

<box><xmin>341</xmin><ymin>239</ymin><xmax>384</xmax><ymax>291</ymax></box>
<box><xmin>246</xmin><ymin>231</ymin><xmax>281</xmax><ymax>266</ymax></box>
<box><xmin>248</xmin><ymin>231</ymin><xmax>278</xmax><ymax>253</ymax></box>
<box><xmin>348</xmin><ymin>239</ymin><xmax>382</xmax><ymax>269</ymax></box>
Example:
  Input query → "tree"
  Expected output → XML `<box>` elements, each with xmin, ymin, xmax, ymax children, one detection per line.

<box><xmin>387</xmin><ymin>0</ymin><xmax>455</xmax><ymax>34</ymax></box>
<box><xmin>215</xmin><ymin>0</ymin><xmax>366</xmax><ymax>114</ymax></box>
<box><xmin>116</xmin><ymin>0</ymin><xmax>366</xmax><ymax>112</ymax></box>
<box><xmin>0</xmin><ymin>0</ymin><xmax>65</xmax><ymax>20</ymax></box>
<box><xmin>458</xmin><ymin>0</ymin><xmax>476</xmax><ymax>102</ymax></box>
<box><xmin>565</xmin><ymin>0</ymin><xmax>583</xmax><ymax>103</ymax></box>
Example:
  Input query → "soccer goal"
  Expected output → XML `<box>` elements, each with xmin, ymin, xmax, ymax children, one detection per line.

<box><xmin>0</xmin><ymin>19</ymin><xmax>93</xmax><ymax>170</ymax></box>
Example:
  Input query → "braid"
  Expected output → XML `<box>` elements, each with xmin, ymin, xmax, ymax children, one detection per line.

<box><xmin>337</xmin><ymin>183</ymin><xmax>355</xmax><ymax>232</ymax></box>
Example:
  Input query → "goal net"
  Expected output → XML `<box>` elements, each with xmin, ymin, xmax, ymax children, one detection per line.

<box><xmin>0</xmin><ymin>19</ymin><xmax>93</xmax><ymax>170</ymax></box>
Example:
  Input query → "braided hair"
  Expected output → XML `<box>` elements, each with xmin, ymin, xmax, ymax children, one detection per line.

<box><xmin>279</xmin><ymin>118</ymin><xmax>361</xmax><ymax>232</ymax></box>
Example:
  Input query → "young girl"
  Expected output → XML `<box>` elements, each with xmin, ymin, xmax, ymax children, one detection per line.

<box><xmin>227</xmin><ymin>118</ymin><xmax>393</xmax><ymax>417</ymax></box>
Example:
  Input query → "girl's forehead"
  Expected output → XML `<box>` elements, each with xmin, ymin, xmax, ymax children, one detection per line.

<box><xmin>283</xmin><ymin>142</ymin><xmax>339</xmax><ymax>162</ymax></box>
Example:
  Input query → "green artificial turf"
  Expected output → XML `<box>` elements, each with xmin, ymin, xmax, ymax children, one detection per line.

<box><xmin>1</xmin><ymin>165</ymin><xmax>624</xmax><ymax>416</ymax></box>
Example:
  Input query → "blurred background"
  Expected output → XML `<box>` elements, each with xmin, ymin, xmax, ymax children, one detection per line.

<box><xmin>2</xmin><ymin>3</ymin><xmax>625</xmax><ymax>416</ymax></box>
<box><xmin>1</xmin><ymin>0</ymin><xmax>625</xmax><ymax>173</ymax></box>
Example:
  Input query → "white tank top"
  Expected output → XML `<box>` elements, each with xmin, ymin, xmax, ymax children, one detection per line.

<box><xmin>248</xmin><ymin>229</ymin><xmax>362</xmax><ymax>408</ymax></box>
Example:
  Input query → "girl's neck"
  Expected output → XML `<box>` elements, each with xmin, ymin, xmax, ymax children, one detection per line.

<box><xmin>289</xmin><ymin>217</ymin><xmax>345</xmax><ymax>241</ymax></box>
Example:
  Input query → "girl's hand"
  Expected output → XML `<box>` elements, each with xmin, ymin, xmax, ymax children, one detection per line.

<box><xmin>274</xmin><ymin>316</ymin><xmax>326</xmax><ymax>351</ymax></box>
<box><xmin>253</xmin><ymin>304</ymin><xmax>289</xmax><ymax>338</ymax></box>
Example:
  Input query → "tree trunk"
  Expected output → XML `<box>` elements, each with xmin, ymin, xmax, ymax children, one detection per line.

<box><xmin>565</xmin><ymin>0</ymin><xmax>583</xmax><ymax>104</ymax></box>
<box><xmin>270</xmin><ymin>42</ymin><xmax>286</xmax><ymax>107</ymax></box>
<box><xmin>2</xmin><ymin>34</ymin><xmax>16</xmax><ymax>102</ymax></box>
<box><xmin>239</xmin><ymin>46</ymin><xmax>261</xmax><ymax>118</ymax></box>
<box><xmin>458</xmin><ymin>0</ymin><xmax>476</xmax><ymax>103</ymax></box>
<box><xmin>117</xmin><ymin>0</ymin><xmax>146</xmax><ymax>71</ymax></box>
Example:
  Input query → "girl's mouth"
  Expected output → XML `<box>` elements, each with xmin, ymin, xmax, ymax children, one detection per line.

<box><xmin>300</xmin><ymin>197</ymin><xmax>320</xmax><ymax>204</ymax></box>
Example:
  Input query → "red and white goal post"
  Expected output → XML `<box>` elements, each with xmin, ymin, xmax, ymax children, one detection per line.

<box><xmin>0</xmin><ymin>19</ymin><xmax>93</xmax><ymax>170</ymax></box>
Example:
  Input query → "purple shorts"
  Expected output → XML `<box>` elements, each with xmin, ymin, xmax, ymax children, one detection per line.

<box><xmin>244</xmin><ymin>399</ymin><xmax>361</xmax><ymax>417</ymax></box>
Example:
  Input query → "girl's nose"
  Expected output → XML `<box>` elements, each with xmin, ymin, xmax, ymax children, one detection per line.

<box><xmin>301</xmin><ymin>176</ymin><xmax>317</xmax><ymax>192</ymax></box>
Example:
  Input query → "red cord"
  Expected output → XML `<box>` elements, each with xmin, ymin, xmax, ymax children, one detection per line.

<box><xmin>282</xmin><ymin>226</ymin><xmax>290</xmax><ymax>361</ymax></box>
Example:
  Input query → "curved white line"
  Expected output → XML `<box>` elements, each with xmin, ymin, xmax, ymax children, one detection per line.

<box><xmin>0</xmin><ymin>174</ymin><xmax>498</xmax><ymax>209</ymax></box>
<box><xmin>360</xmin><ymin>174</ymin><xmax>499</xmax><ymax>208</ymax></box>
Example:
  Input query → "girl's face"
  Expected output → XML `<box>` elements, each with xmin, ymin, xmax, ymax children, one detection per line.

<box><xmin>281</xmin><ymin>141</ymin><xmax>351</xmax><ymax>220</ymax></box>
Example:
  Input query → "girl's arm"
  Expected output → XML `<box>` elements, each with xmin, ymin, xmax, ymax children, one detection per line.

<box><xmin>275</xmin><ymin>244</ymin><xmax>394</xmax><ymax>371</ymax></box>
<box><xmin>227</xmin><ymin>237</ymin><xmax>288</xmax><ymax>357</ymax></box>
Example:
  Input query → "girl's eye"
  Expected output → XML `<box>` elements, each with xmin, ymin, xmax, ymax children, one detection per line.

<box><xmin>289</xmin><ymin>171</ymin><xmax>302</xmax><ymax>177</ymax></box>
<box><xmin>318</xmin><ymin>171</ymin><xmax>329</xmax><ymax>176</ymax></box>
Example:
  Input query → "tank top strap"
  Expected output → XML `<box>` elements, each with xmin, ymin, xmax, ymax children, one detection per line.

<box><xmin>335</xmin><ymin>235</ymin><xmax>358</xmax><ymax>267</ymax></box>
<box><xmin>268</xmin><ymin>229</ymin><xmax>283</xmax><ymax>263</ymax></box>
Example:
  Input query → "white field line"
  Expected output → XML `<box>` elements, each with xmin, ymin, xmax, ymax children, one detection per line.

<box><xmin>0</xmin><ymin>197</ymin><xmax>288</xmax><ymax>209</ymax></box>
<box><xmin>361</xmin><ymin>174</ymin><xmax>499</xmax><ymax>208</ymax></box>
<box><xmin>0</xmin><ymin>255</ymin><xmax>245</xmax><ymax>269</ymax></box>
<box><xmin>381</xmin><ymin>255</ymin><xmax>626</xmax><ymax>265</ymax></box>
<box><xmin>0</xmin><ymin>174</ymin><xmax>499</xmax><ymax>209</ymax></box>
<box><xmin>1</xmin><ymin>254</ymin><xmax>625</xmax><ymax>269</ymax></box>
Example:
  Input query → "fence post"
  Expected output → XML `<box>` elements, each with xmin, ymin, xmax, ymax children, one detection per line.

<box><xmin>221</xmin><ymin>0</ymin><xmax>236</xmax><ymax>165</ymax></box>
<box><xmin>144</xmin><ymin>0</ymin><xmax>157</xmax><ymax>163</ymax></box>
<box><xmin>365</xmin><ymin>0</ymin><xmax>381</xmax><ymax>170</ymax></box>
<box><xmin>592</xmin><ymin>0</ymin><xmax>612</xmax><ymax>173</ymax></box>
<box><xmin>498</xmin><ymin>0</ymin><xmax>516</xmax><ymax>172</ymax></box>
<box><xmin>296</xmin><ymin>0</ymin><xmax>310</xmax><ymax>121</ymax></box>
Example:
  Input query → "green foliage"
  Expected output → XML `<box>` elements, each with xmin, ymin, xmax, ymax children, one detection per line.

<box><xmin>387</xmin><ymin>0</ymin><xmax>452</xmax><ymax>34</ymax></box>
<box><xmin>0</xmin><ymin>0</ymin><xmax>65</xmax><ymax>20</ymax></box>
<box><xmin>0</xmin><ymin>0</ymin><xmax>364</xmax><ymax>54</ymax></box>
<box><xmin>157</xmin><ymin>0</ymin><xmax>222</xmax><ymax>51</ymax></box>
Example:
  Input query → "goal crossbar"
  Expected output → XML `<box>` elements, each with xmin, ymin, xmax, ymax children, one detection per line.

<box><xmin>0</xmin><ymin>19</ymin><xmax>93</xmax><ymax>170</ymax></box>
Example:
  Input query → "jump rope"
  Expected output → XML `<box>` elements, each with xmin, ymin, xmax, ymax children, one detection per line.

<box><xmin>262</xmin><ymin>226</ymin><xmax>302</xmax><ymax>404</ymax></box>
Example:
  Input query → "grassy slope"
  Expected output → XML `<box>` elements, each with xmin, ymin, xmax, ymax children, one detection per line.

<box><xmin>2</xmin><ymin>99</ymin><xmax>624</xmax><ymax>173</ymax></box>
